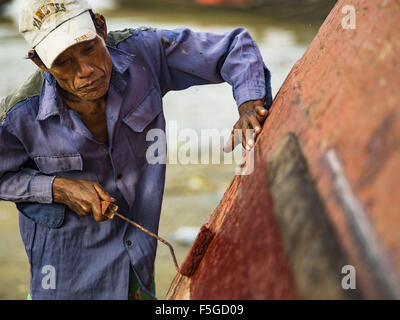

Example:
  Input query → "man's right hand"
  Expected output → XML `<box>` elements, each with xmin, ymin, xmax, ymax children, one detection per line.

<box><xmin>52</xmin><ymin>177</ymin><xmax>116</xmax><ymax>222</ymax></box>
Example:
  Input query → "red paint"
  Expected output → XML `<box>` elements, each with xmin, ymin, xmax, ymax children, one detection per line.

<box><xmin>180</xmin><ymin>226</ymin><xmax>215</xmax><ymax>277</ymax></box>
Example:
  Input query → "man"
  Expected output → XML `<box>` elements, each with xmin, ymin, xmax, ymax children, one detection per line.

<box><xmin>0</xmin><ymin>0</ymin><xmax>272</xmax><ymax>299</ymax></box>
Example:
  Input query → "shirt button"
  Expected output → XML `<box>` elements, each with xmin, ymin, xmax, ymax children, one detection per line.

<box><xmin>117</xmin><ymin>173</ymin><xmax>123</xmax><ymax>180</ymax></box>
<box><xmin>126</xmin><ymin>240</ymin><xmax>132</xmax><ymax>247</ymax></box>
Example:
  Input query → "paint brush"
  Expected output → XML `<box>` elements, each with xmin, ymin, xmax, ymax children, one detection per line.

<box><xmin>179</xmin><ymin>225</ymin><xmax>215</xmax><ymax>277</ymax></box>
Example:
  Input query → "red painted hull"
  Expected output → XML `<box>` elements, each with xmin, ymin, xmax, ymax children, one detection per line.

<box><xmin>167</xmin><ymin>0</ymin><xmax>400</xmax><ymax>299</ymax></box>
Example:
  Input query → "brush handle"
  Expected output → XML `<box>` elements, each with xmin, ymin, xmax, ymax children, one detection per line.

<box><xmin>114</xmin><ymin>212</ymin><xmax>181</xmax><ymax>273</ymax></box>
<box><xmin>101</xmin><ymin>200</ymin><xmax>181</xmax><ymax>273</ymax></box>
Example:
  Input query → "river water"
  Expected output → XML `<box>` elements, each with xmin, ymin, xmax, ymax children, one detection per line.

<box><xmin>0</xmin><ymin>0</ymin><xmax>324</xmax><ymax>299</ymax></box>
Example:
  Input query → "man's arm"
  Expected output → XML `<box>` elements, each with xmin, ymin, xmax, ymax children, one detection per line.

<box><xmin>0</xmin><ymin>122</ymin><xmax>55</xmax><ymax>203</ymax></box>
<box><xmin>156</xmin><ymin>27</ymin><xmax>270</xmax><ymax>106</ymax></box>
<box><xmin>0</xmin><ymin>120</ymin><xmax>114</xmax><ymax>222</ymax></box>
<box><xmin>154</xmin><ymin>27</ymin><xmax>272</xmax><ymax>150</ymax></box>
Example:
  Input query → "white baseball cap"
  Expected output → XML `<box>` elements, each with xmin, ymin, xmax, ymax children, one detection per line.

<box><xmin>19</xmin><ymin>0</ymin><xmax>97</xmax><ymax>68</ymax></box>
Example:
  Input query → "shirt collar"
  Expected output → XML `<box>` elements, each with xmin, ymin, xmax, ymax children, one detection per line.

<box><xmin>36</xmin><ymin>45</ymin><xmax>134</xmax><ymax>121</ymax></box>
<box><xmin>107</xmin><ymin>45</ymin><xmax>135</xmax><ymax>74</ymax></box>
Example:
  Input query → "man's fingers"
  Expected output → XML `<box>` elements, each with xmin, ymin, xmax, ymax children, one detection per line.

<box><xmin>224</xmin><ymin>122</ymin><xmax>255</xmax><ymax>152</ymax></box>
<box><xmin>223</xmin><ymin>131</ymin><xmax>234</xmax><ymax>153</ymax></box>
<box><xmin>93</xmin><ymin>184</ymin><xmax>116</xmax><ymax>203</ymax></box>
<box><xmin>89</xmin><ymin>188</ymin><xmax>106</xmax><ymax>222</ymax></box>
<box><xmin>91</xmin><ymin>200</ymin><xmax>107</xmax><ymax>222</ymax></box>
<box><xmin>248</xmin><ymin>115</ymin><xmax>262</xmax><ymax>135</ymax></box>
<box><xmin>92</xmin><ymin>184</ymin><xmax>115</xmax><ymax>221</ymax></box>
<box><xmin>224</xmin><ymin>115</ymin><xmax>262</xmax><ymax>152</ymax></box>
<box><xmin>223</xmin><ymin>122</ymin><xmax>241</xmax><ymax>153</ymax></box>
<box><xmin>241</xmin><ymin>122</ymin><xmax>252</xmax><ymax>150</ymax></box>
<box><xmin>223</xmin><ymin>130</ymin><xmax>241</xmax><ymax>153</ymax></box>
<box><xmin>255</xmin><ymin>105</ymin><xmax>268</xmax><ymax>117</ymax></box>
<box><xmin>75</xmin><ymin>202</ymin><xmax>91</xmax><ymax>217</ymax></box>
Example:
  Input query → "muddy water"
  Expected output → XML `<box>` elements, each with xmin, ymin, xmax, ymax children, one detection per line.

<box><xmin>0</xmin><ymin>1</ymin><xmax>322</xmax><ymax>299</ymax></box>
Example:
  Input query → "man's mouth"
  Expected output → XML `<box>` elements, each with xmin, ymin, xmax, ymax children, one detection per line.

<box><xmin>79</xmin><ymin>77</ymin><xmax>101</xmax><ymax>90</ymax></box>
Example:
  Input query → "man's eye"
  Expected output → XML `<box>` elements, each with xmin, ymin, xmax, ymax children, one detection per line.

<box><xmin>54</xmin><ymin>58</ymin><xmax>69</xmax><ymax>66</ymax></box>
<box><xmin>84</xmin><ymin>46</ymin><xmax>95</xmax><ymax>54</ymax></box>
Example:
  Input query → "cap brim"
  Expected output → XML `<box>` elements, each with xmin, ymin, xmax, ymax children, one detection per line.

<box><xmin>35</xmin><ymin>11</ymin><xmax>97</xmax><ymax>69</ymax></box>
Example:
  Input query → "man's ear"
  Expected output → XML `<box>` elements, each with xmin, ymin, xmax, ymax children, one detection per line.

<box><xmin>28</xmin><ymin>50</ymin><xmax>49</xmax><ymax>72</ymax></box>
<box><xmin>94</xmin><ymin>13</ymin><xmax>107</xmax><ymax>41</ymax></box>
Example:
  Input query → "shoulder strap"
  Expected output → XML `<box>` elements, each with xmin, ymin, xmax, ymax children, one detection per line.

<box><xmin>106</xmin><ymin>26</ymin><xmax>157</xmax><ymax>48</ymax></box>
<box><xmin>0</xmin><ymin>69</ymin><xmax>44</xmax><ymax>123</ymax></box>
<box><xmin>106</xmin><ymin>28</ymin><xmax>134</xmax><ymax>48</ymax></box>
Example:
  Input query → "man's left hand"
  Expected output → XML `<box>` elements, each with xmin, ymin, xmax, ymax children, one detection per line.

<box><xmin>224</xmin><ymin>98</ymin><xmax>269</xmax><ymax>152</ymax></box>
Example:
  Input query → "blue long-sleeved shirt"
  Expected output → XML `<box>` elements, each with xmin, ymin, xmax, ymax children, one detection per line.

<box><xmin>0</xmin><ymin>26</ymin><xmax>272</xmax><ymax>299</ymax></box>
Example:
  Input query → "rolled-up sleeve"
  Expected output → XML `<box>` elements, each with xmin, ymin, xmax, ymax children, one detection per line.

<box><xmin>0</xmin><ymin>120</ymin><xmax>55</xmax><ymax>204</ymax></box>
<box><xmin>155</xmin><ymin>27</ymin><xmax>272</xmax><ymax>109</ymax></box>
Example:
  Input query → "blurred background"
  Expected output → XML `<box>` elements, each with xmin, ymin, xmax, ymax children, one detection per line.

<box><xmin>0</xmin><ymin>0</ymin><xmax>336</xmax><ymax>299</ymax></box>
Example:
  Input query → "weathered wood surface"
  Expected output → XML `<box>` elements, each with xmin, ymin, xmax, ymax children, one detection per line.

<box><xmin>167</xmin><ymin>0</ymin><xmax>400</xmax><ymax>299</ymax></box>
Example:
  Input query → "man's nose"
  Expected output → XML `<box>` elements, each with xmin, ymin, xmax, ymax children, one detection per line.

<box><xmin>77</xmin><ymin>62</ymin><xmax>95</xmax><ymax>78</ymax></box>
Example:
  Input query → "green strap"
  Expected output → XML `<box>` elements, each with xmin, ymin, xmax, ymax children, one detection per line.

<box><xmin>128</xmin><ymin>268</ymin><xmax>156</xmax><ymax>300</ymax></box>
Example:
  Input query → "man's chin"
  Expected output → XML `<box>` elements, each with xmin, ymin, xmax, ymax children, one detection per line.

<box><xmin>79</xmin><ymin>83</ymin><xmax>109</xmax><ymax>101</ymax></box>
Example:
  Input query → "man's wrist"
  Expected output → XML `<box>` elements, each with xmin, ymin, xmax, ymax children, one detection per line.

<box><xmin>235</xmin><ymin>86</ymin><xmax>266</xmax><ymax>109</ymax></box>
<box><xmin>52</xmin><ymin>177</ymin><xmax>69</xmax><ymax>204</ymax></box>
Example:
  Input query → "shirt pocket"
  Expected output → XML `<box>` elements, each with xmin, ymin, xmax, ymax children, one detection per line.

<box><xmin>33</xmin><ymin>153</ymin><xmax>83</xmax><ymax>175</ymax></box>
<box><xmin>122</xmin><ymin>87</ymin><xmax>162</xmax><ymax>133</ymax></box>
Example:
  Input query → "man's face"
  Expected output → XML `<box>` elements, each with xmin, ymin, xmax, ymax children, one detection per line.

<box><xmin>48</xmin><ymin>35</ymin><xmax>112</xmax><ymax>102</ymax></box>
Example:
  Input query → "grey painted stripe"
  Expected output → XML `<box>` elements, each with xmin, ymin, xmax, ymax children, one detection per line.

<box><xmin>267</xmin><ymin>133</ymin><xmax>361</xmax><ymax>299</ymax></box>
<box><xmin>325</xmin><ymin>149</ymin><xmax>400</xmax><ymax>299</ymax></box>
